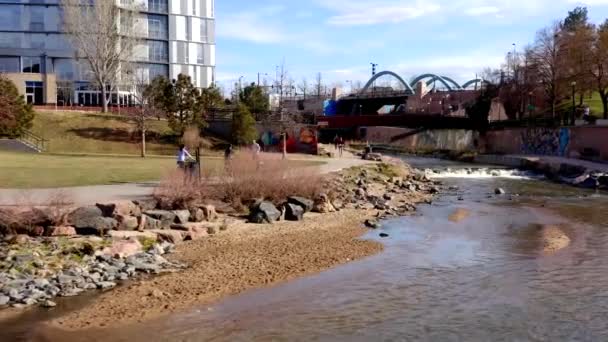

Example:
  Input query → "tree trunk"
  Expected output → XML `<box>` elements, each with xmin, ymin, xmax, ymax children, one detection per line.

<box><xmin>579</xmin><ymin>92</ymin><xmax>584</xmax><ymax>106</ymax></box>
<box><xmin>101</xmin><ymin>86</ymin><xmax>108</xmax><ymax>113</ymax></box>
<box><xmin>141</xmin><ymin>127</ymin><xmax>146</xmax><ymax>158</ymax></box>
<box><xmin>602</xmin><ymin>93</ymin><xmax>608</xmax><ymax>120</ymax></box>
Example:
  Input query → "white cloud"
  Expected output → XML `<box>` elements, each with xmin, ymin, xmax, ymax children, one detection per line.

<box><xmin>216</xmin><ymin>8</ymin><xmax>287</xmax><ymax>44</ymax></box>
<box><xmin>317</xmin><ymin>0</ymin><xmax>441</xmax><ymax>26</ymax></box>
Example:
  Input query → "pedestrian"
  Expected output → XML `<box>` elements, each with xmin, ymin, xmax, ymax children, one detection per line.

<box><xmin>584</xmin><ymin>105</ymin><xmax>591</xmax><ymax>122</ymax></box>
<box><xmin>252</xmin><ymin>140</ymin><xmax>261</xmax><ymax>170</ymax></box>
<box><xmin>224</xmin><ymin>144</ymin><xmax>233</xmax><ymax>160</ymax></box>
<box><xmin>177</xmin><ymin>144</ymin><xmax>194</xmax><ymax>170</ymax></box>
<box><xmin>333</xmin><ymin>135</ymin><xmax>339</xmax><ymax>150</ymax></box>
<box><xmin>337</xmin><ymin>136</ymin><xmax>345</xmax><ymax>157</ymax></box>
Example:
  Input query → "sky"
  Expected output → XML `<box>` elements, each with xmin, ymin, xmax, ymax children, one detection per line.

<box><xmin>215</xmin><ymin>0</ymin><xmax>608</xmax><ymax>92</ymax></box>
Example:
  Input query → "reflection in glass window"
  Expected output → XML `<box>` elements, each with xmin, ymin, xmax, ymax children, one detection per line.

<box><xmin>0</xmin><ymin>57</ymin><xmax>20</xmax><ymax>73</ymax></box>
<box><xmin>30</xmin><ymin>6</ymin><xmax>45</xmax><ymax>31</ymax></box>
<box><xmin>0</xmin><ymin>5</ymin><xmax>21</xmax><ymax>30</ymax></box>
<box><xmin>148</xmin><ymin>0</ymin><xmax>168</xmax><ymax>13</ymax></box>
<box><xmin>22</xmin><ymin>57</ymin><xmax>42</xmax><ymax>73</ymax></box>
<box><xmin>147</xmin><ymin>40</ymin><xmax>168</xmax><ymax>62</ymax></box>
<box><xmin>147</xmin><ymin>14</ymin><xmax>167</xmax><ymax>39</ymax></box>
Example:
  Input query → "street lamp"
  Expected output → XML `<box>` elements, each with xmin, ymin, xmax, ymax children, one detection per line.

<box><xmin>257</xmin><ymin>73</ymin><xmax>268</xmax><ymax>87</ymax></box>
<box><xmin>571</xmin><ymin>81</ymin><xmax>577</xmax><ymax>126</ymax></box>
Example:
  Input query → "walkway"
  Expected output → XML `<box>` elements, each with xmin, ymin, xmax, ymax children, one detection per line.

<box><xmin>0</xmin><ymin>149</ymin><xmax>371</xmax><ymax>207</ymax></box>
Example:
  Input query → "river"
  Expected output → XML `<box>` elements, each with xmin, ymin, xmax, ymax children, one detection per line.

<box><xmin>4</xmin><ymin>156</ymin><xmax>608</xmax><ymax>341</ymax></box>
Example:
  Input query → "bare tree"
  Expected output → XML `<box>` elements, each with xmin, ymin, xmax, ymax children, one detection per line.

<box><xmin>298</xmin><ymin>77</ymin><xmax>309</xmax><ymax>99</ymax></box>
<box><xmin>123</xmin><ymin>67</ymin><xmax>163</xmax><ymax>158</ymax></box>
<box><xmin>60</xmin><ymin>0</ymin><xmax>140</xmax><ymax>113</ymax></box>
<box><xmin>275</xmin><ymin>60</ymin><xmax>288</xmax><ymax>105</ymax></box>
<box><xmin>590</xmin><ymin>21</ymin><xmax>608</xmax><ymax>118</ymax></box>
<box><xmin>529</xmin><ymin>22</ymin><xmax>567</xmax><ymax>119</ymax></box>
<box><xmin>314</xmin><ymin>72</ymin><xmax>324</xmax><ymax>97</ymax></box>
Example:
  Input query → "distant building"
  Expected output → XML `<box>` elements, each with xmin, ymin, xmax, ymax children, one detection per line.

<box><xmin>0</xmin><ymin>0</ymin><xmax>216</xmax><ymax>106</ymax></box>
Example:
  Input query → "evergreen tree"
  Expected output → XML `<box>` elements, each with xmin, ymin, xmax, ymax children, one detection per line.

<box><xmin>0</xmin><ymin>76</ymin><xmax>35</xmax><ymax>138</ymax></box>
<box><xmin>239</xmin><ymin>83</ymin><xmax>269</xmax><ymax>115</ymax></box>
<box><xmin>231</xmin><ymin>104</ymin><xmax>258</xmax><ymax>145</ymax></box>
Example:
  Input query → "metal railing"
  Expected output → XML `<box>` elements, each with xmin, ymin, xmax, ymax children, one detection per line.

<box><xmin>18</xmin><ymin>130</ymin><xmax>48</xmax><ymax>152</ymax></box>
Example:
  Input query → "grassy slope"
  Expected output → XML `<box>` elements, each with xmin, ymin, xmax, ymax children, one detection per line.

<box><xmin>0</xmin><ymin>151</ymin><xmax>219</xmax><ymax>188</ymax></box>
<box><xmin>30</xmin><ymin>110</ymin><xmax>227</xmax><ymax>156</ymax></box>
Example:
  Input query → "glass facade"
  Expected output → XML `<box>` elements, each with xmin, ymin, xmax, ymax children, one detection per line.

<box><xmin>22</xmin><ymin>57</ymin><xmax>41</xmax><ymax>73</ymax></box>
<box><xmin>148</xmin><ymin>0</ymin><xmax>168</xmax><ymax>13</ymax></box>
<box><xmin>147</xmin><ymin>14</ymin><xmax>167</xmax><ymax>39</ymax></box>
<box><xmin>25</xmin><ymin>81</ymin><xmax>44</xmax><ymax>105</ymax></box>
<box><xmin>0</xmin><ymin>57</ymin><xmax>19</xmax><ymax>73</ymax></box>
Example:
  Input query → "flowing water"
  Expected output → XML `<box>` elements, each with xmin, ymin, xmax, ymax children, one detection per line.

<box><xmin>4</xmin><ymin>157</ymin><xmax>608</xmax><ymax>341</ymax></box>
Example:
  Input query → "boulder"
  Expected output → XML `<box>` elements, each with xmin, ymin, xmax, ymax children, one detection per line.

<box><xmin>172</xmin><ymin>210</ymin><xmax>191</xmax><ymax>224</ymax></box>
<box><xmin>365</xmin><ymin>219</ymin><xmax>380</xmax><ymax>229</ymax></box>
<box><xmin>116</xmin><ymin>215</ymin><xmax>139</xmax><ymax>231</ymax></box>
<box><xmin>133</xmin><ymin>199</ymin><xmax>158</xmax><ymax>211</ymax></box>
<box><xmin>69</xmin><ymin>206</ymin><xmax>116</xmax><ymax>235</ymax></box>
<box><xmin>150</xmin><ymin>230</ymin><xmax>184</xmax><ymax>244</ymax></box>
<box><xmin>287</xmin><ymin>197</ymin><xmax>314</xmax><ymax>213</ymax></box>
<box><xmin>102</xmin><ymin>239</ymin><xmax>143</xmax><ymax>259</ymax></box>
<box><xmin>189</xmin><ymin>207</ymin><xmax>205</xmax><ymax>222</ymax></box>
<box><xmin>312</xmin><ymin>194</ymin><xmax>336</xmax><ymax>213</ymax></box>
<box><xmin>46</xmin><ymin>226</ymin><xmax>77</xmax><ymax>237</ymax></box>
<box><xmin>143</xmin><ymin>210</ymin><xmax>176</xmax><ymax>228</ymax></box>
<box><xmin>184</xmin><ymin>226</ymin><xmax>208</xmax><ymax>241</ymax></box>
<box><xmin>494</xmin><ymin>188</ymin><xmax>506</xmax><ymax>195</ymax></box>
<box><xmin>108</xmin><ymin>230</ymin><xmax>157</xmax><ymax>241</ymax></box>
<box><xmin>379</xmin><ymin>233</ymin><xmax>389</xmax><ymax>238</ymax></box>
<box><xmin>201</xmin><ymin>205</ymin><xmax>218</xmax><ymax>222</ymax></box>
<box><xmin>249</xmin><ymin>201</ymin><xmax>281</xmax><ymax>224</ymax></box>
<box><xmin>96</xmin><ymin>201</ymin><xmax>141</xmax><ymax>218</ymax></box>
<box><xmin>284</xmin><ymin>203</ymin><xmax>305</xmax><ymax>221</ymax></box>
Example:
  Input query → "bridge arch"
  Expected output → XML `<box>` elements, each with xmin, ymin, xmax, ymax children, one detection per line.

<box><xmin>360</xmin><ymin>71</ymin><xmax>415</xmax><ymax>94</ymax></box>
<box><xmin>439</xmin><ymin>76</ymin><xmax>463</xmax><ymax>90</ymax></box>
<box><xmin>462</xmin><ymin>78</ymin><xmax>486</xmax><ymax>89</ymax></box>
<box><xmin>409</xmin><ymin>73</ymin><xmax>457</xmax><ymax>91</ymax></box>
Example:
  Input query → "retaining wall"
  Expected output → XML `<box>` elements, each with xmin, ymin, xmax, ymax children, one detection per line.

<box><xmin>362</xmin><ymin>126</ymin><xmax>478</xmax><ymax>152</ymax></box>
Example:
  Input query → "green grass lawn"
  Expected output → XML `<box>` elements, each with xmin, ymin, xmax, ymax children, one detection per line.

<box><xmin>0</xmin><ymin>151</ymin><xmax>325</xmax><ymax>188</ymax></box>
<box><xmin>30</xmin><ymin>110</ymin><xmax>227</xmax><ymax>156</ymax></box>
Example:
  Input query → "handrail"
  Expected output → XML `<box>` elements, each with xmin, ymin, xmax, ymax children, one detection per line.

<box><xmin>18</xmin><ymin>130</ymin><xmax>48</xmax><ymax>152</ymax></box>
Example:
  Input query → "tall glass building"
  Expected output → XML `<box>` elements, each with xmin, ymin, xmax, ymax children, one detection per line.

<box><xmin>0</xmin><ymin>0</ymin><xmax>216</xmax><ymax>106</ymax></box>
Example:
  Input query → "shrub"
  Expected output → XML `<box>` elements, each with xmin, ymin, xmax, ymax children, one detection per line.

<box><xmin>231</xmin><ymin>104</ymin><xmax>258</xmax><ymax>145</ymax></box>
<box><xmin>0</xmin><ymin>76</ymin><xmax>35</xmax><ymax>138</ymax></box>
<box><xmin>153</xmin><ymin>169</ymin><xmax>203</xmax><ymax>209</ymax></box>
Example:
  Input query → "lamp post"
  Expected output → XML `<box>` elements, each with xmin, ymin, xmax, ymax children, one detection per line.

<box><xmin>257</xmin><ymin>72</ymin><xmax>268</xmax><ymax>87</ymax></box>
<box><xmin>571</xmin><ymin>81</ymin><xmax>577</xmax><ymax>126</ymax></box>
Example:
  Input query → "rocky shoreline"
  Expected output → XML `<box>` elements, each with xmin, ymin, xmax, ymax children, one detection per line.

<box><xmin>0</xmin><ymin>158</ymin><xmax>437</xmax><ymax>330</ymax></box>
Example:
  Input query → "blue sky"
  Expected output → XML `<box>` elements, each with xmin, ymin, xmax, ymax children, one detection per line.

<box><xmin>215</xmin><ymin>0</ymin><xmax>608</xmax><ymax>92</ymax></box>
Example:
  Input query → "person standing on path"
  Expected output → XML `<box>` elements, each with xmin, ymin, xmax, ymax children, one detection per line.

<box><xmin>337</xmin><ymin>136</ymin><xmax>345</xmax><ymax>157</ymax></box>
<box><xmin>177</xmin><ymin>144</ymin><xmax>194</xmax><ymax>169</ymax></box>
<box><xmin>252</xmin><ymin>140</ymin><xmax>261</xmax><ymax>170</ymax></box>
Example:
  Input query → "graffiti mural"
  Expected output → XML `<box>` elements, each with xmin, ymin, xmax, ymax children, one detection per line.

<box><xmin>520</xmin><ymin>128</ymin><xmax>570</xmax><ymax>156</ymax></box>
<box><xmin>258</xmin><ymin>125</ymin><xmax>318</xmax><ymax>155</ymax></box>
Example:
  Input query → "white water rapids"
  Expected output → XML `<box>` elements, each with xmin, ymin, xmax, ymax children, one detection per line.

<box><xmin>425</xmin><ymin>167</ymin><xmax>541</xmax><ymax>180</ymax></box>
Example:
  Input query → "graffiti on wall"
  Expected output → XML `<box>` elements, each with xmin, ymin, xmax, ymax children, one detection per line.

<box><xmin>259</xmin><ymin>126</ymin><xmax>318</xmax><ymax>155</ymax></box>
<box><xmin>520</xmin><ymin>128</ymin><xmax>570</xmax><ymax>156</ymax></box>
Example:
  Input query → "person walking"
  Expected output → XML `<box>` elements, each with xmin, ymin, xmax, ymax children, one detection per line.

<box><xmin>252</xmin><ymin>140</ymin><xmax>261</xmax><ymax>170</ymax></box>
<box><xmin>337</xmin><ymin>136</ymin><xmax>345</xmax><ymax>157</ymax></box>
<box><xmin>177</xmin><ymin>144</ymin><xmax>194</xmax><ymax>169</ymax></box>
<box><xmin>224</xmin><ymin>144</ymin><xmax>233</xmax><ymax>173</ymax></box>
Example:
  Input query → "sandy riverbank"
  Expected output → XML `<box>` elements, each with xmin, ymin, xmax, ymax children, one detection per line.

<box><xmin>28</xmin><ymin>159</ymin><xmax>434</xmax><ymax>332</ymax></box>
<box><xmin>49</xmin><ymin>210</ymin><xmax>383</xmax><ymax>330</ymax></box>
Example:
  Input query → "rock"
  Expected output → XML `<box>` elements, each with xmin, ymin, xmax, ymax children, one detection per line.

<box><xmin>149</xmin><ymin>288</ymin><xmax>164</xmax><ymax>298</ymax></box>
<box><xmin>22</xmin><ymin>297</ymin><xmax>38</xmax><ymax>306</ymax></box>
<box><xmin>97</xmin><ymin>281</ymin><xmax>117</xmax><ymax>290</ymax></box>
<box><xmin>201</xmin><ymin>205</ymin><xmax>218</xmax><ymax>222</ymax></box>
<box><xmin>46</xmin><ymin>226</ymin><xmax>77</xmax><ymax>237</ymax></box>
<box><xmin>133</xmin><ymin>199</ymin><xmax>158</xmax><ymax>211</ymax></box>
<box><xmin>0</xmin><ymin>295</ymin><xmax>9</xmax><ymax>306</ymax></box>
<box><xmin>172</xmin><ymin>210</ymin><xmax>191</xmax><ymax>224</ymax></box>
<box><xmin>572</xmin><ymin>175</ymin><xmax>599</xmax><ymax>189</ymax></box>
<box><xmin>379</xmin><ymin>233</ymin><xmax>389</xmax><ymax>238</ymax></box>
<box><xmin>184</xmin><ymin>227</ymin><xmax>208</xmax><ymax>241</ymax></box>
<box><xmin>249</xmin><ymin>201</ymin><xmax>281</xmax><ymax>224</ymax></box>
<box><xmin>149</xmin><ymin>244</ymin><xmax>165</xmax><ymax>255</ymax></box>
<box><xmin>312</xmin><ymin>194</ymin><xmax>336</xmax><ymax>214</ymax></box>
<box><xmin>143</xmin><ymin>210</ymin><xmax>177</xmax><ymax>228</ymax></box>
<box><xmin>355</xmin><ymin>188</ymin><xmax>366</xmax><ymax>198</ymax></box>
<box><xmin>430</xmin><ymin>186</ymin><xmax>440</xmax><ymax>194</ymax></box>
<box><xmin>116</xmin><ymin>215</ymin><xmax>139</xmax><ymax>231</ymax></box>
<box><xmin>108</xmin><ymin>230</ymin><xmax>157</xmax><ymax>240</ymax></box>
<box><xmin>151</xmin><ymin>230</ymin><xmax>184</xmax><ymax>244</ymax></box>
<box><xmin>332</xmin><ymin>199</ymin><xmax>344</xmax><ymax>210</ymax></box>
<box><xmin>96</xmin><ymin>201</ymin><xmax>141</xmax><ymax>217</ymax></box>
<box><xmin>141</xmin><ymin>215</ymin><xmax>163</xmax><ymax>230</ymax></box>
<box><xmin>383</xmin><ymin>194</ymin><xmax>393</xmax><ymax>201</ymax></box>
<box><xmin>102</xmin><ymin>239</ymin><xmax>143</xmax><ymax>259</ymax></box>
<box><xmin>365</xmin><ymin>219</ymin><xmax>380</xmax><ymax>229</ymax></box>
<box><xmin>189</xmin><ymin>207</ymin><xmax>205</xmax><ymax>223</ymax></box>
<box><xmin>69</xmin><ymin>206</ymin><xmax>116</xmax><ymax>235</ymax></box>
<box><xmin>458</xmin><ymin>196</ymin><xmax>465</xmax><ymax>201</ymax></box>
<box><xmin>494</xmin><ymin>188</ymin><xmax>506</xmax><ymax>195</ymax></box>
<box><xmin>364</xmin><ymin>153</ymin><xmax>383</xmax><ymax>161</ymax></box>
<box><xmin>284</xmin><ymin>203</ymin><xmax>305</xmax><ymax>221</ymax></box>
<box><xmin>42</xmin><ymin>300</ymin><xmax>56</xmax><ymax>308</ymax></box>
<box><xmin>287</xmin><ymin>197</ymin><xmax>314</xmax><ymax>213</ymax></box>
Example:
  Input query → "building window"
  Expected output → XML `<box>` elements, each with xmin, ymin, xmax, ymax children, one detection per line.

<box><xmin>0</xmin><ymin>57</ymin><xmax>20</xmax><ymax>73</ymax></box>
<box><xmin>25</xmin><ymin>81</ymin><xmax>44</xmax><ymax>105</ymax></box>
<box><xmin>147</xmin><ymin>15</ymin><xmax>167</xmax><ymax>39</ymax></box>
<box><xmin>0</xmin><ymin>5</ymin><xmax>21</xmax><ymax>31</ymax></box>
<box><xmin>147</xmin><ymin>40</ymin><xmax>168</xmax><ymax>62</ymax></box>
<box><xmin>148</xmin><ymin>0</ymin><xmax>168</xmax><ymax>13</ymax></box>
<box><xmin>29</xmin><ymin>6</ymin><xmax>45</xmax><ymax>31</ymax></box>
<box><xmin>176</xmin><ymin>42</ymin><xmax>188</xmax><ymax>64</ymax></box>
<box><xmin>22</xmin><ymin>57</ymin><xmax>42</xmax><ymax>73</ymax></box>
<box><xmin>200</xmin><ymin>20</ymin><xmax>207</xmax><ymax>42</ymax></box>
<box><xmin>196</xmin><ymin>44</ymin><xmax>204</xmax><ymax>64</ymax></box>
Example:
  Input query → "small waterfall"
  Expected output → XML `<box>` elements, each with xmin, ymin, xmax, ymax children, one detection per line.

<box><xmin>425</xmin><ymin>167</ymin><xmax>540</xmax><ymax>180</ymax></box>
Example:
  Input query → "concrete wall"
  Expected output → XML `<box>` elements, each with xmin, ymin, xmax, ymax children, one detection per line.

<box><xmin>363</xmin><ymin>126</ymin><xmax>478</xmax><ymax>152</ymax></box>
<box><xmin>483</xmin><ymin>126</ymin><xmax>608</xmax><ymax>160</ymax></box>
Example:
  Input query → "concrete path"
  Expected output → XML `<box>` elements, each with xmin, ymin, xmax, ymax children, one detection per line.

<box><xmin>0</xmin><ymin>149</ymin><xmax>371</xmax><ymax>207</ymax></box>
